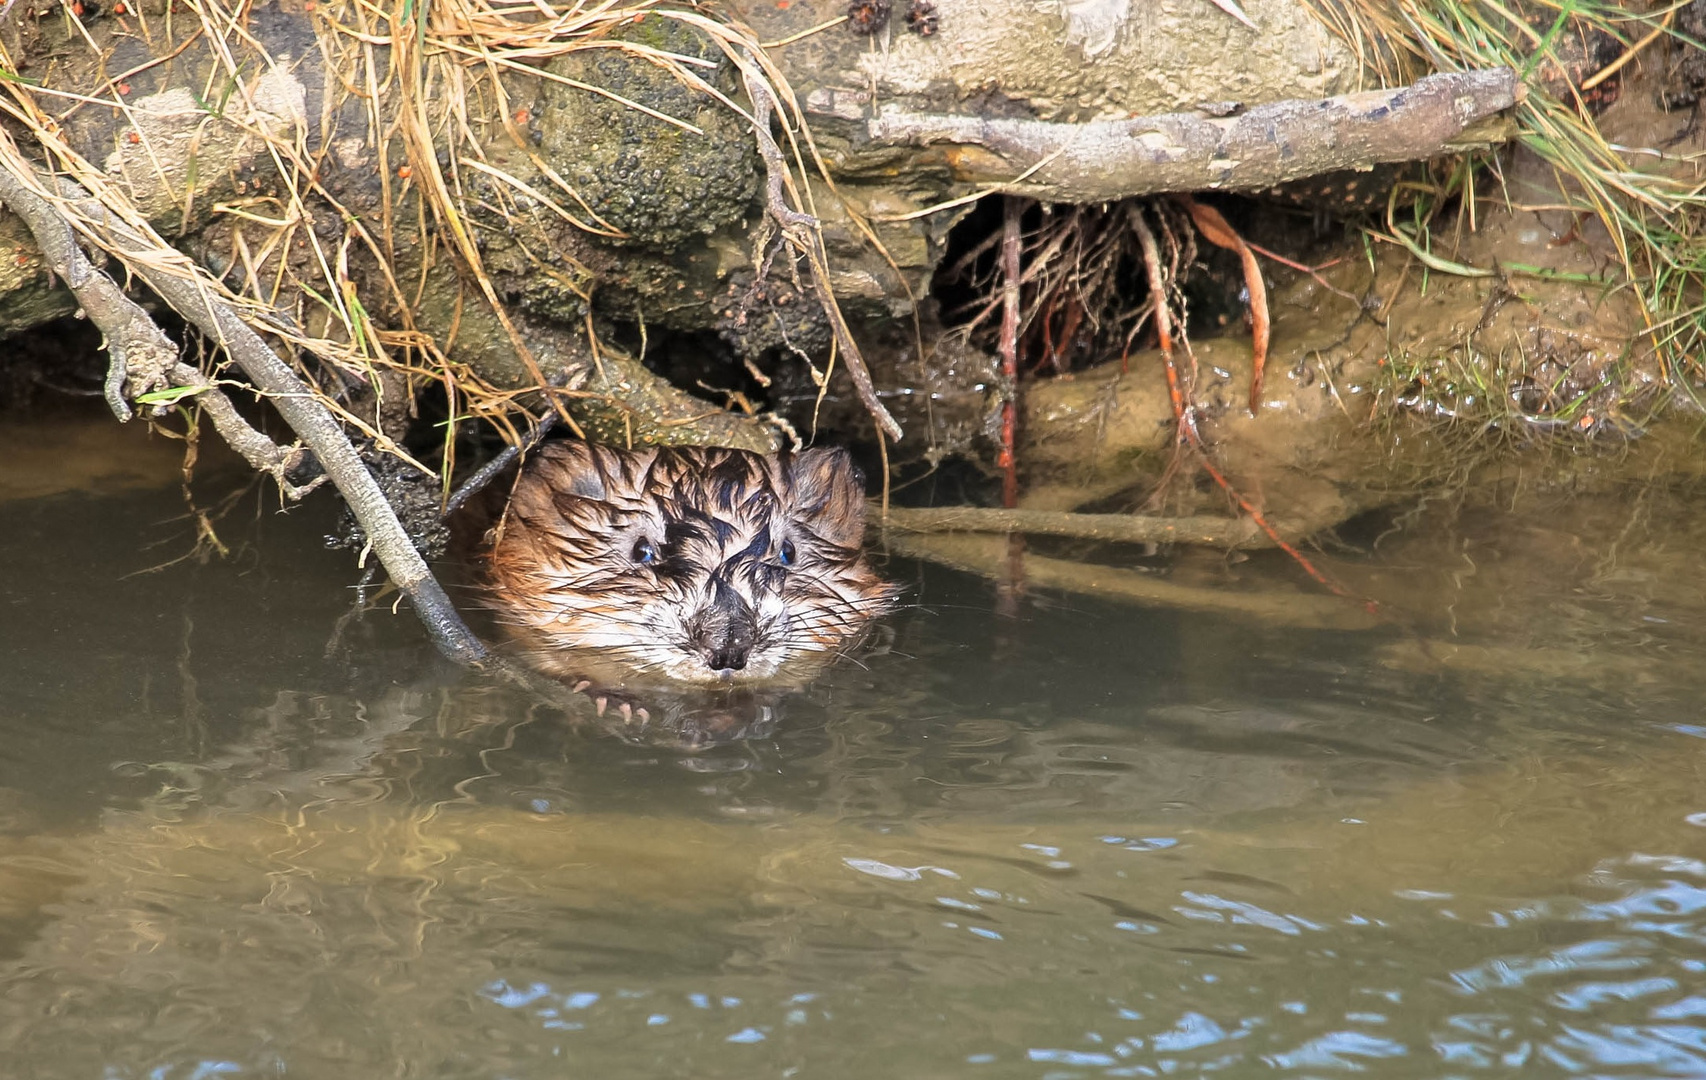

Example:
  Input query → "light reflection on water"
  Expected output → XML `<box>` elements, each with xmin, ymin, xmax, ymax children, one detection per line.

<box><xmin>3</xmin><ymin>437</ymin><xmax>1706</xmax><ymax>1077</ymax></box>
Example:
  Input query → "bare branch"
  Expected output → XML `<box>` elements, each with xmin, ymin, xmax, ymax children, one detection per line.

<box><xmin>0</xmin><ymin>148</ymin><xmax>321</xmax><ymax>496</ymax></box>
<box><xmin>0</xmin><ymin>150</ymin><xmax>487</xmax><ymax>665</ymax></box>
<box><xmin>0</xmin><ymin>159</ymin><xmax>175</xmax><ymax>424</ymax></box>
<box><xmin>867</xmin><ymin>69</ymin><xmax>1519</xmax><ymax>204</ymax></box>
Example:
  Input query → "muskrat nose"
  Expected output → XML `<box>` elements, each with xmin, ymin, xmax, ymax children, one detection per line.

<box><xmin>705</xmin><ymin>644</ymin><xmax>750</xmax><ymax>672</ymax></box>
<box><xmin>689</xmin><ymin>574</ymin><xmax>757</xmax><ymax>675</ymax></box>
<box><xmin>693</xmin><ymin>624</ymin><xmax>754</xmax><ymax>673</ymax></box>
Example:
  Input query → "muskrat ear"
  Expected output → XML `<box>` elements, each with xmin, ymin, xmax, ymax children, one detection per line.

<box><xmin>563</xmin><ymin>468</ymin><xmax>607</xmax><ymax>501</ymax></box>
<box><xmin>788</xmin><ymin>446</ymin><xmax>866</xmax><ymax>547</ymax></box>
<box><xmin>526</xmin><ymin>441</ymin><xmax>608</xmax><ymax>502</ymax></box>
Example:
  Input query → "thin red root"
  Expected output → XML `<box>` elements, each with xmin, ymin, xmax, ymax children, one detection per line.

<box><xmin>998</xmin><ymin>197</ymin><xmax>1023</xmax><ymax>509</ymax></box>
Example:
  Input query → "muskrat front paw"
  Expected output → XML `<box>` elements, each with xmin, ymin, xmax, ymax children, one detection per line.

<box><xmin>566</xmin><ymin>680</ymin><xmax>651</xmax><ymax>724</ymax></box>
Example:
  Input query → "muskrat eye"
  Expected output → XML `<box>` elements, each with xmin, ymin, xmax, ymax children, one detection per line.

<box><xmin>778</xmin><ymin>539</ymin><xmax>797</xmax><ymax>568</ymax></box>
<box><xmin>631</xmin><ymin>538</ymin><xmax>658</xmax><ymax>565</ymax></box>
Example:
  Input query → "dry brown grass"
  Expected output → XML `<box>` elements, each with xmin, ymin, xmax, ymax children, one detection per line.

<box><xmin>0</xmin><ymin>0</ymin><xmax>843</xmax><ymax>491</ymax></box>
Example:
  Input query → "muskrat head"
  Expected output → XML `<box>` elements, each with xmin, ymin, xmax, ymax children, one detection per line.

<box><xmin>485</xmin><ymin>442</ymin><xmax>896</xmax><ymax>686</ymax></box>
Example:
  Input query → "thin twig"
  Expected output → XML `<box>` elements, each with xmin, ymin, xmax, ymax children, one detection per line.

<box><xmin>744</xmin><ymin>67</ymin><xmax>902</xmax><ymax>442</ymax></box>
<box><xmin>0</xmin><ymin>145</ymin><xmax>330</xmax><ymax>497</ymax></box>
<box><xmin>760</xmin><ymin>14</ymin><xmax>850</xmax><ymax>48</ymax></box>
<box><xmin>442</xmin><ymin>409</ymin><xmax>559</xmax><ymax>518</ymax></box>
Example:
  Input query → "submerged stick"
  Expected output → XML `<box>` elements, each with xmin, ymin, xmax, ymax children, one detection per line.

<box><xmin>887</xmin><ymin>531</ymin><xmax>1381</xmax><ymax>631</ymax></box>
<box><xmin>876</xmin><ymin>504</ymin><xmax>1271</xmax><ymax>548</ymax></box>
<box><xmin>868</xmin><ymin>69</ymin><xmax>1519</xmax><ymax>203</ymax></box>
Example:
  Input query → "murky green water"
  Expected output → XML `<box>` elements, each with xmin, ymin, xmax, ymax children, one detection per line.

<box><xmin>2</xmin><ymin>419</ymin><xmax>1705</xmax><ymax>1078</ymax></box>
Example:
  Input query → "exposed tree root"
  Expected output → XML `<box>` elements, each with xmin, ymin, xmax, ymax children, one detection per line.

<box><xmin>996</xmin><ymin>196</ymin><xmax>1022</xmax><ymax>507</ymax></box>
<box><xmin>1129</xmin><ymin>205</ymin><xmax>1373</xmax><ymax>613</ymax></box>
<box><xmin>934</xmin><ymin>188</ymin><xmax>1350</xmax><ymax>583</ymax></box>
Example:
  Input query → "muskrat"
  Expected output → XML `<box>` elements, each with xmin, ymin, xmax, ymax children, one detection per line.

<box><xmin>484</xmin><ymin>441</ymin><xmax>897</xmax><ymax>687</ymax></box>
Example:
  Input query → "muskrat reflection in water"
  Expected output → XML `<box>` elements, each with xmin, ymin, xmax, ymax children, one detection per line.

<box><xmin>482</xmin><ymin>441</ymin><xmax>897</xmax><ymax>742</ymax></box>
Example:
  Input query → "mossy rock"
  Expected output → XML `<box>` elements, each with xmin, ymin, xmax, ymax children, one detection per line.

<box><xmin>537</xmin><ymin>15</ymin><xmax>759</xmax><ymax>250</ymax></box>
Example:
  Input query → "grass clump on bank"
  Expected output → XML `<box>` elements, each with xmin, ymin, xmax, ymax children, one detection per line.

<box><xmin>1309</xmin><ymin>0</ymin><xmax>1706</xmax><ymax>428</ymax></box>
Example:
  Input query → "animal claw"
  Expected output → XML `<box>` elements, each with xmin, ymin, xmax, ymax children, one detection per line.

<box><xmin>595</xmin><ymin>696</ymin><xmax>608</xmax><ymax>716</ymax></box>
<box><xmin>619</xmin><ymin>702</ymin><xmax>634</xmax><ymax>721</ymax></box>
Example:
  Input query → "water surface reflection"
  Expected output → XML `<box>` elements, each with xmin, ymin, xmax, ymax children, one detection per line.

<box><xmin>2</xmin><ymin>423</ymin><xmax>1704</xmax><ymax>1078</ymax></box>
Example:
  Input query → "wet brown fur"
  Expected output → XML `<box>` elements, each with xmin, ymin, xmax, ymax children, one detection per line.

<box><xmin>485</xmin><ymin>441</ymin><xmax>896</xmax><ymax>685</ymax></box>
